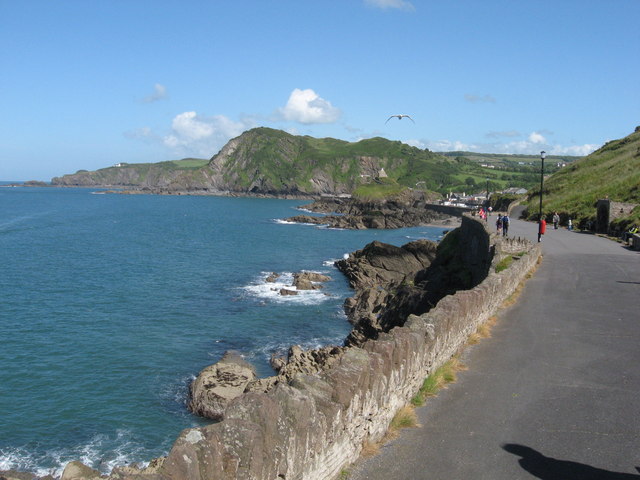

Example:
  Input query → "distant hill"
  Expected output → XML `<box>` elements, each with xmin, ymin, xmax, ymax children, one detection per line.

<box><xmin>522</xmin><ymin>127</ymin><xmax>640</xmax><ymax>226</ymax></box>
<box><xmin>51</xmin><ymin>158</ymin><xmax>209</xmax><ymax>188</ymax></box>
<box><xmin>53</xmin><ymin>128</ymin><xmax>457</xmax><ymax>195</ymax></box>
<box><xmin>51</xmin><ymin>127</ymin><xmax>580</xmax><ymax>196</ymax></box>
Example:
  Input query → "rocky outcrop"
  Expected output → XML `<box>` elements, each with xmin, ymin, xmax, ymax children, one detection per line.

<box><xmin>288</xmin><ymin>190</ymin><xmax>458</xmax><ymax>229</ymax></box>
<box><xmin>269</xmin><ymin>345</ymin><xmax>346</xmax><ymax>383</ymax></box>
<box><xmin>59</xmin><ymin>462</ymin><xmax>102</xmax><ymax>480</ymax></box>
<box><xmin>335</xmin><ymin>216</ymin><xmax>495</xmax><ymax>346</ymax></box>
<box><xmin>336</xmin><ymin>239</ymin><xmax>439</xmax><ymax>345</ymax></box>
<box><xmin>267</xmin><ymin>271</ymin><xmax>331</xmax><ymax>296</ymax></box>
<box><xmin>292</xmin><ymin>272</ymin><xmax>331</xmax><ymax>290</ymax></box>
<box><xmin>188</xmin><ymin>351</ymin><xmax>257</xmax><ymax>420</ymax></box>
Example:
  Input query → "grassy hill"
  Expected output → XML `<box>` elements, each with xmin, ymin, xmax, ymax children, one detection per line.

<box><xmin>53</xmin><ymin>158</ymin><xmax>209</xmax><ymax>187</ymax></box>
<box><xmin>438</xmin><ymin>151</ymin><xmax>579</xmax><ymax>194</ymax></box>
<box><xmin>51</xmin><ymin>127</ymin><xmax>583</xmax><ymax>197</ymax></box>
<box><xmin>208</xmin><ymin>128</ymin><xmax>459</xmax><ymax>195</ymax></box>
<box><xmin>522</xmin><ymin>127</ymin><xmax>640</xmax><ymax>228</ymax></box>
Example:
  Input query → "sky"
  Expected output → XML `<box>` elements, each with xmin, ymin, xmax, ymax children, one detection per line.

<box><xmin>1</xmin><ymin>0</ymin><xmax>639</xmax><ymax>181</ymax></box>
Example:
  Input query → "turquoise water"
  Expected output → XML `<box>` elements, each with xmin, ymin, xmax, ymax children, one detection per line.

<box><xmin>0</xmin><ymin>186</ymin><xmax>447</xmax><ymax>476</ymax></box>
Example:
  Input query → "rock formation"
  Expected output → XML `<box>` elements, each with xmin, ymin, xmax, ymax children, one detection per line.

<box><xmin>188</xmin><ymin>351</ymin><xmax>257</xmax><ymax>420</ymax></box>
<box><xmin>287</xmin><ymin>190</ymin><xmax>458</xmax><ymax>229</ymax></box>
<box><xmin>335</xmin><ymin>239</ymin><xmax>440</xmax><ymax>345</ymax></box>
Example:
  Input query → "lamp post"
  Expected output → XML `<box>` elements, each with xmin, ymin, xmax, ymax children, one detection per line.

<box><xmin>537</xmin><ymin>151</ymin><xmax>546</xmax><ymax>242</ymax></box>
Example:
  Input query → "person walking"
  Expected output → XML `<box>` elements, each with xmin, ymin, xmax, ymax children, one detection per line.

<box><xmin>502</xmin><ymin>214</ymin><xmax>509</xmax><ymax>236</ymax></box>
<box><xmin>496</xmin><ymin>214</ymin><xmax>503</xmax><ymax>235</ymax></box>
<box><xmin>553</xmin><ymin>212</ymin><xmax>560</xmax><ymax>230</ymax></box>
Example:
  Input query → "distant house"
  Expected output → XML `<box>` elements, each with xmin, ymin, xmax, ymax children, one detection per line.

<box><xmin>113</xmin><ymin>162</ymin><xmax>128</xmax><ymax>168</ymax></box>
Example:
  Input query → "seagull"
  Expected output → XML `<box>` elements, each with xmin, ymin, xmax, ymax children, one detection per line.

<box><xmin>385</xmin><ymin>114</ymin><xmax>415</xmax><ymax>124</ymax></box>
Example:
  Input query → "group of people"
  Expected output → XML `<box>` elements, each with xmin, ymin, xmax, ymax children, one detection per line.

<box><xmin>495</xmin><ymin>214</ymin><xmax>510</xmax><ymax>236</ymax></box>
<box><xmin>484</xmin><ymin>209</ymin><xmax>581</xmax><ymax>240</ymax></box>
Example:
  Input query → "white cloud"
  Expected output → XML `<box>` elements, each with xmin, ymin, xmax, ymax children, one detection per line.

<box><xmin>424</xmin><ymin>139</ymin><xmax>477</xmax><ymax>152</ymax></box>
<box><xmin>528</xmin><ymin>132</ymin><xmax>546</xmax><ymax>144</ymax></box>
<box><xmin>279</xmin><ymin>88</ymin><xmax>341</xmax><ymax>124</ymax></box>
<box><xmin>415</xmin><ymin>130</ymin><xmax>598</xmax><ymax>158</ymax></box>
<box><xmin>162</xmin><ymin>111</ymin><xmax>254</xmax><ymax>157</ymax></box>
<box><xmin>550</xmin><ymin>144</ymin><xmax>599</xmax><ymax>156</ymax></box>
<box><xmin>142</xmin><ymin>83</ymin><xmax>167</xmax><ymax>103</ymax></box>
<box><xmin>464</xmin><ymin>94</ymin><xmax>496</xmax><ymax>104</ymax></box>
<box><xmin>364</xmin><ymin>0</ymin><xmax>415</xmax><ymax>11</ymax></box>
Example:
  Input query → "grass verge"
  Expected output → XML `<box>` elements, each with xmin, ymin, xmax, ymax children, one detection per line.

<box><xmin>411</xmin><ymin>356</ymin><xmax>465</xmax><ymax>407</ymax></box>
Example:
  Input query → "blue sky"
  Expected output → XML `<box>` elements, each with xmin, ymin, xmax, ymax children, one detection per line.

<box><xmin>1</xmin><ymin>0</ymin><xmax>638</xmax><ymax>181</ymax></box>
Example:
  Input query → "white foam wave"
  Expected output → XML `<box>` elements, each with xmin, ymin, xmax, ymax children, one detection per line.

<box><xmin>273</xmin><ymin>218</ymin><xmax>330</xmax><ymax>228</ymax></box>
<box><xmin>241</xmin><ymin>272</ymin><xmax>332</xmax><ymax>305</ymax></box>
<box><xmin>273</xmin><ymin>219</ymin><xmax>298</xmax><ymax>225</ymax></box>
<box><xmin>0</xmin><ymin>430</ymin><xmax>153</xmax><ymax>477</ymax></box>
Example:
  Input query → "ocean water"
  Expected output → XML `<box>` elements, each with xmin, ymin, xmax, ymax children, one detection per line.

<box><xmin>0</xmin><ymin>186</ymin><xmax>448</xmax><ymax>477</ymax></box>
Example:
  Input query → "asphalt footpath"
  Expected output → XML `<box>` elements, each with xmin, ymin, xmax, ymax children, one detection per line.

<box><xmin>349</xmin><ymin>211</ymin><xmax>640</xmax><ymax>480</ymax></box>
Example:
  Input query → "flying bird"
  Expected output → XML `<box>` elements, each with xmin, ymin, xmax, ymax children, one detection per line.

<box><xmin>385</xmin><ymin>114</ymin><xmax>415</xmax><ymax>124</ymax></box>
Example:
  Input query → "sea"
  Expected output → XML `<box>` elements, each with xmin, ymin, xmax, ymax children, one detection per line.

<box><xmin>0</xmin><ymin>185</ymin><xmax>448</xmax><ymax>477</ymax></box>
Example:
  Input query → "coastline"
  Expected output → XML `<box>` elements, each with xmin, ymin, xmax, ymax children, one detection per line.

<box><xmin>3</xmin><ymin>189</ymin><xmax>452</xmax><ymax>475</ymax></box>
<box><xmin>0</xmin><ymin>191</ymin><xmax>464</xmax><ymax>480</ymax></box>
<box><xmin>145</xmin><ymin>215</ymin><xmax>540</xmax><ymax>480</ymax></box>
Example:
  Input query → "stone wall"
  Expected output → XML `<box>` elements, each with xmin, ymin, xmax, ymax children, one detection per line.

<box><xmin>142</xmin><ymin>217</ymin><xmax>541</xmax><ymax>480</ymax></box>
<box><xmin>596</xmin><ymin>199</ymin><xmax>639</xmax><ymax>233</ymax></box>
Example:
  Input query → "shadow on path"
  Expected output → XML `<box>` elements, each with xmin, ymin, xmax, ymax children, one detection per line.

<box><xmin>502</xmin><ymin>444</ymin><xmax>640</xmax><ymax>480</ymax></box>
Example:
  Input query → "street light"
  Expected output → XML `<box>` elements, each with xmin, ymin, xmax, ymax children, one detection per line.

<box><xmin>537</xmin><ymin>151</ymin><xmax>546</xmax><ymax>242</ymax></box>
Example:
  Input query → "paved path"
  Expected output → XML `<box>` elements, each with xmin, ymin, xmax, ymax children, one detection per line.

<box><xmin>349</xmin><ymin>213</ymin><xmax>640</xmax><ymax>479</ymax></box>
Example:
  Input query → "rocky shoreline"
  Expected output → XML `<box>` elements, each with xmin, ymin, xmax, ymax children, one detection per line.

<box><xmin>182</xmin><ymin>197</ymin><xmax>472</xmax><ymax>421</ymax></box>
<box><xmin>2</xmin><ymin>212</ymin><xmax>507</xmax><ymax>480</ymax></box>
<box><xmin>183</xmin><ymin>213</ymin><xmax>494</xmax><ymax>424</ymax></box>
<box><xmin>287</xmin><ymin>191</ymin><xmax>460</xmax><ymax>230</ymax></box>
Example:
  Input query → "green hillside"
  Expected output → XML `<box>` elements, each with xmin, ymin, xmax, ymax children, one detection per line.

<box><xmin>52</xmin><ymin>158</ymin><xmax>209</xmax><ymax>187</ymax></box>
<box><xmin>522</xmin><ymin>127</ymin><xmax>640</xmax><ymax>228</ymax></box>
<box><xmin>51</xmin><ymin>127</ymin><xmax>583</xmax><ymax>197</ymax></box>
<box><xmin>211</xmin><ymin>128</ymin><xmax>458</xmax><ymax>194</ymax></box>
<box><xmin>438</xmin><ymin>151</ymin><xmax>579</xmax><ymax>194</ymax></box>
